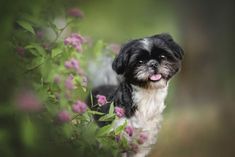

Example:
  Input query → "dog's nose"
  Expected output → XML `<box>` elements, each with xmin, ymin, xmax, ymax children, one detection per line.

<box><xmin>147</xmin><ymin>60</ymin><xmax>158</xmax><ymax>68</ymax></box>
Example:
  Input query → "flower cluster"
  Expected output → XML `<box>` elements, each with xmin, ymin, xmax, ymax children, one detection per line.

<box><xmin>15</xmin><ymin>89</ymin><xmax>42</xmax><ymax>112</ymax></box>
<box><xmin>67</xmin><ymin>8</ymin><xmax>84</xmax><ymax>18</ymax></box>
<box><xmin>65</xmin><ymin>74</ymin><xmax>75</xmax><ymax>90</ymax></box>
<box><xmin>64</xmin><ymin>58</ymin><xmax>80</xmax><ymax>71</ymax></box>
<box><xmin>125</xmin><ymin>125</ymin><xmax>134</xmax><ymax>137</ymax></box>
<box><xmin>64</xmin><ymin>33</ymin><xmax>85</xmax><ymax>52</ymax></box>
<box><xmin>72</xmin><ymin>100</ymin><xmax>87</xmax><ymax>114</ymax></box>
<box><xmin>115</xmin><ymin>106</ymin><xmax>125</xmax><ymax>118</ymax></box>
<box><xmin>96</xmin><ymin>95</ymin><xmax>107</xmax><ymax>106</ymax></box>
<box><xmin>58</xmin><ymin>110</ymin><xmax>71</xmax><ymax>123</ymax></box>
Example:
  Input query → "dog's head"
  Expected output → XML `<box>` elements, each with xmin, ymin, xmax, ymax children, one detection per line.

<box><xmin>112</xmin><ymin>33</ymin><xmax>184</xmax><ymax>88</ymax></box>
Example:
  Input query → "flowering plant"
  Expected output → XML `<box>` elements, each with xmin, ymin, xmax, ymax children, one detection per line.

<box><xmin>7</xmin><ymin>4</ymin><xmax>140</xmax><ymax>157</ymax></box>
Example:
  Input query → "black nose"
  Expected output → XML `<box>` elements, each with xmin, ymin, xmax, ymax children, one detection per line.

<box><xmin>147</xmin><ymin>60</ymin><xmax>158</xmax><ymax>68</ymax></box>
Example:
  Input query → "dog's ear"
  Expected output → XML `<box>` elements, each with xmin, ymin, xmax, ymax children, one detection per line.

<box><xmin>153</xmin><ymin>33</ymin><xmax>184</xmax><ymax>60</ymax></box>
<box><xmin>112</xmin><ymin>40</ymin><xmax>137</xmax><ymax>74</ymax></box>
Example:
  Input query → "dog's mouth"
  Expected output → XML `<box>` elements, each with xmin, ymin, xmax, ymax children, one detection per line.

<box><xmin>149</xmin><ymin>73</ymin><xmax>162</xmax><ymax>82</ymax></box>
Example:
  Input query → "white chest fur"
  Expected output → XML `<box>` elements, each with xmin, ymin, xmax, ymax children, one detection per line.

<box><xmin>120</xmin><ymin>85</ymin><xmax>168</xmax><ymax>157</ymax></box>
<box><xmin>130</xmin><ymin>85</ymin><xmax>167</xmax><ymax>137</ymax></box>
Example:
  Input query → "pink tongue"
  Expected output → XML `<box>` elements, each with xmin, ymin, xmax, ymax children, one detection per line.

<box><xmin>150</xmin><ymin>74</ymin><xmax>162</xmax><ymax>81</ymax></box>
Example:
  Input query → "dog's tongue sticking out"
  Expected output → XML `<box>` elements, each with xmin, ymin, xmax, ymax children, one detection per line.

<box><xmin>150</xmin><ymin>74</ymin><xmax>162</xmax><ymax>81</ymax></box>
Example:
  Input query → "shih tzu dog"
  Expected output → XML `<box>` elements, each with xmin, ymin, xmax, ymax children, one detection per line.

<box><xmin>87</xmin><ymin>33</ymin><xmax>184</xmax><ymax>157</ymax></box>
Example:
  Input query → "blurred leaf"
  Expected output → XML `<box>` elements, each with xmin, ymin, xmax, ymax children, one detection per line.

<box><xmin>17</xmin><ymin>20</ymin><xmax>35</xmax><ymax>35</ymax></box>
<box><xmin>63</xmin><ymin>124</ymin><xmax>73</xmax><ymax>138</ymax></box>
<box><xmin>25</xmin><ymin>43</ymin><xmax>46</xmax><ymax>56</ymax></box>
<box><xmin>115</xmin><ymin>120</ymin><xmax>127</xmax><ymax>135</ymax></box>
<box><xmin>48</xmin><ymin>22</ymin><xmax>59</xmax><ymax>36</ymax></box>
<box><xmin>51</xmin><ymin>47</ymin><xmax>63</xmax><ymax>58</ymax></box>
<box><xmin>0</xmin><ymin>129</ymin><xmax>9</xmax><ymax>143</ymax></box>
<box><xmin>99</xmin><ymin>113</ymin><xmax>115</xmax><ymax>122</ymax></box>
<box><xmin>40</xmin><ymin>58</ymin><xmax>52</xmax><ymax>80</ymax></box>
<box><xmin>109</xmin><ymin>102</ymin><xmax>114</xmax><ymax>114</ymax></box>
<box><xmin>90</xmin><ymin>91</ymin><xmax>94</xmax><ymax>107</ymax></box>
<box><xmin>88</xmin><ymin>110</ymin><xmax>105</xmax><ymax>115</ymax></box>
<box><xmin>21</xmin><ymin>117</ymin><xmax>36</xmax><ymax>147</ymax></box>
<box><xmin>119</xmin><ymin>136</ymin><xmax>129</xmax><ymax>149</ymax></box>
<box><xmin>27</xmin><ymin>57</ymin><xmax>44</xmax><ymax>70</ymax></box>
<box><xmin>96</xmin><ymin>124</ymin><xmax>112</xmax><ymax>137</ymax></box>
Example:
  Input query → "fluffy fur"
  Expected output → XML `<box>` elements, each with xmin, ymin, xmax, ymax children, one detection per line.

<box><xmin>87</xmin><ymin>33</ymin><xmax>184</xmax><ymax>157</ymax></box>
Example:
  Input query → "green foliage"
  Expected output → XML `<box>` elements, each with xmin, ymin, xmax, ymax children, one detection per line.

<box><xmin>17</xmin><ymin>20</ymin><xmax>35</xmax><ymax>35</ymax></box>
<box><xmin>3</xmin><ymin>2</ymin><xmax>128</xmax><ymax>157</ymax></box>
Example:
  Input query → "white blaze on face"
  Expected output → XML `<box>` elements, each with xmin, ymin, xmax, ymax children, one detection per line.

<box><xmin>141</xmin><ymin>38</ymin><xmax>151</xmax><ymax>51</ymax></box>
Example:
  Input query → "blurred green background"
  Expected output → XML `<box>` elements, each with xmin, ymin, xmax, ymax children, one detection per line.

<box><xmin>0</xmin><ymin>0</ymin><xmax>235</xmax><ymax>157</ymax></box>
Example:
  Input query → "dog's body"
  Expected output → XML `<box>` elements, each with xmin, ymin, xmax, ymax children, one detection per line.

<box><xmin>87</xmin><ymin>33</ymin><xmax>183</xmax><ymax>157</ymax></box>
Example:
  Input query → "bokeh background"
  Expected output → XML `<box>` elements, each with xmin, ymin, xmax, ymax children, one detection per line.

<box><xmin>0</xmin><ymin>0</ymin><xmax>235</xmax><ymax>157</ymax></box>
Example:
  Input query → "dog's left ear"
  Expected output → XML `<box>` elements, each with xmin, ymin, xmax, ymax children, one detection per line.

<box><xmin>154</xmin><ymin>33</ymin><xmax>184</xmax><ymax>60</ymax></box>
<box><xmin>112</xmin><ymin>40</ymin><xmax>137</xmax><ymax>74</ymax></box>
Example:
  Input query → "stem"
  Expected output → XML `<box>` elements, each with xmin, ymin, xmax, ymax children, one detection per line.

<box><xmin>52</xmin><ymin>19</ymin><xmax>74</xmax><ymax>43</ymax></box>
<box><xmin>72</xmin><ymin>114</ymin><xmax>80</xmax><ymax>120</ymax></box>
<box><xmin>24</xmin><ymin>62</ymin><xmax>44</xmax><ymax>74</ymax></box>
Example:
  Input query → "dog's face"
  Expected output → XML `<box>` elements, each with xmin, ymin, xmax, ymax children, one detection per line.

<box><xmin>112</xmin><ymin>33</ymin><xmax>184</xmax><ymax>88</ymax></box>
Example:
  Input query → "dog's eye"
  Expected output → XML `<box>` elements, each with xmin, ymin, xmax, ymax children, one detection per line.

<box><xmin>159</xmin><ymin>55</ymin><xmax>166</xmax><ymax>60</ymax></box>
<box><xmin>138</xmin><ymin>60</ymin><xmax>143</xmax><ymax>64</ymax></box>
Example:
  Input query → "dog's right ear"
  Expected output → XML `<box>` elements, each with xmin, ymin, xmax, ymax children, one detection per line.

<box><xmin>112</xmin><ymin>40</ymin><xmax>136</xmax><ymax>75</ymax></box>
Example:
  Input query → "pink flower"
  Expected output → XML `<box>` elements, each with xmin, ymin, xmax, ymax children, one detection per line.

<box><xmin>64</xmin><ymin>33</ymin><xmax>85</xmax><ymax>52</ymax></box>
<box><xmin>58</xmin><ymin>110</ymin><xmax>71</xmax><ymax>123</ymax></box>
<box><xmin>115</xmin><ymin>106</ymin><xmax>125</xmax><ymax>118</ymax></box>
<box><xmin>137</xmin><ymin>132</ymin><xmax>148</xmax><ymax>145</ymax></box>
<box><xmin>125</xmin><ymin>125</ymin><xmax>134</xmax><ymax>137</ymax></box>
<box><xmin>64</xmin><ymin>58</ymin><xmax>80</xmax><ymax>71</ymax></box>
<box><xmin>70</xmin><ymin>58</ymin><xmax>80</xmax><ymax>70</ymax></box>
<box><xmin>15</xmin><ymin>89</ymin><xmax>42</xmax><ymax>112</ymax></box>
<box><xmin>96</xmin><ymin>95</ymin><xmax>107</xmax><ymax>106</ymax></box>
<box><xmin>65</xmin><ymin>74</ymin><xmax>74</xmax><ymax>90</ymax></box>
<box><xmin>67</xmin><ymin>8</ymin><xmax>84</xmax><ymax>18</ymax></box>
<box><xmin>72</xmin><ymin>100</ymin><xmax>87</xmax><ymax>114</ymax></box>
<box><xmin>64</xmin><ymin>60</ymin><xmax>73</xmax><ymax>69</ymax></box>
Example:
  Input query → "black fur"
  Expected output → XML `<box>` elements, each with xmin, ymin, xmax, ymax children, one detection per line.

<box><xmin>86</xmin><ymin>33</ymin><xmax>184</xmax><ymax>126</ymax></box>
<box><xmin>87</xmin><ymin>83</ymin><xmax>137</xmax><ymax>126</ymax></box>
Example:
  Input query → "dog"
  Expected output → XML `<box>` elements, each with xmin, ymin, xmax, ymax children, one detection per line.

<box><xmin>87</xmin><ymin>33</ymin><xmax>184</xmax><ymax>157</ymax></box>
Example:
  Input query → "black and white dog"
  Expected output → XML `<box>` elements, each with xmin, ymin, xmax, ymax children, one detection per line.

<box><xmin>87</xmin><ymin>33</ymin><xmax>184</xmax><ymax>157</ymax></box>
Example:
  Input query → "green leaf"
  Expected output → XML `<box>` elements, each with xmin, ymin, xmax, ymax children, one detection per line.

<box><xmin>88</xmin><ymin>110</ymin><xmax>105</xmax><ymax>116</ymax></box>
<box><xmin>90</xmin><ymin>91</ymin><xmax>94</xmax><ymax>107</ymax></box>
<box><xmin>25</xmin><ymin>43</ymin><xmax>46</xmax><ymax>56</ymax></box>
<box><xmin>99</xmin><ymin>113</ymin><xmax>115</xmax><ymax>122</ymax></box>
<box><xmin>51</xmin><ymin>47</ymin><xmax>62</xmax><ymax>58</ymax></box>
<box><xmin>17</xmin><ymin>20</ymin><xmax>35</xmax><ymax>35</ymax></box>
<box><xmin>82</xmin><ymin>87</ymin><xmax>87</xmax><ymax>92</ymax></box>
<box><xmin>96</xmin><ymin>124</ymin><xmax>112</xmax><ymax>137</ymax></box>
<box><xmin>48</xmin><ymin>22</ymin><xmax>59</xmax><ymax>36</ymax></box>
<box><xmin>27</xmin><ymin>57</ymin><xmax>44</xmax><ymax>70</ymax></box>
<box><xmin>115</xmin><ymin>120</ymin><xmax>127</xmax><ymax>135</ymax></box>
<box><xmin>109</xmin><ymin>102</ymin><xmax>114</xmax><ymax>114</ymax></box>
<box><xmin>21</xmin><ymin>117</ymin><xmax>36</xmax><ymax>147</ymax></box>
